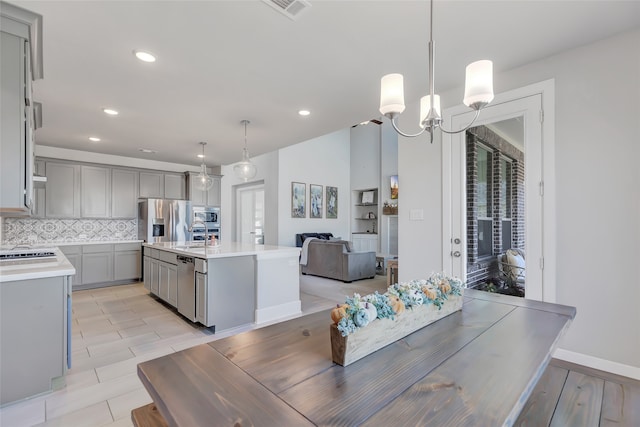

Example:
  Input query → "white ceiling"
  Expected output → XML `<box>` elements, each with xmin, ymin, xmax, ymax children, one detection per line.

<box><xmin>12</xmin><ymin>0</ymin><xmax>640</xmax><ymax>168</ymax></box>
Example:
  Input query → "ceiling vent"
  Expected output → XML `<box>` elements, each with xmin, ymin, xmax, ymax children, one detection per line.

<box><xmin>262</xmin><ymin>0</ymin><xmax>311</xmax><ymax>20</ymax></box>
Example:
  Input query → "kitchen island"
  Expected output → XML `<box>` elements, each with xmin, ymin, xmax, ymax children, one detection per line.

<box><xmin>0</xmin><ymin>248</ymin><xmax>75</xmax><ymax>405</ymax></box>
<box><xmin>136</xmin><ymin>289</ymin><xmax>575</xmax><ymax>426</ymax></box>
<box><xmin>142</xmin><ymin>242</ymin><xmax>301</xmax><ymax>331</ymax></box>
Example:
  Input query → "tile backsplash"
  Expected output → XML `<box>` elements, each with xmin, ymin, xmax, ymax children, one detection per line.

<box><xmin>2</xmin><ymin>218</ymin><xmax>137</xmax><ymax>245</ymax></box>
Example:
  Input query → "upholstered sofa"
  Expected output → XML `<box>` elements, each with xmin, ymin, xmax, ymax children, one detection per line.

<box><xmin>295</xmin><ymin>232</ymin><xmax>334</xmax><ymax>247</ymax></box>
<box><xmin>300</xmin><ymin>239</ymin><xmax>376</xmax><ymax>283</ymax></box>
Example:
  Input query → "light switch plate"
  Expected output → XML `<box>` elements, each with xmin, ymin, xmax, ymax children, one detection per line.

<box><xmin>409</xmin><ymin>209</ymin><xmax>424</xmax><ymax>221</ymax></box>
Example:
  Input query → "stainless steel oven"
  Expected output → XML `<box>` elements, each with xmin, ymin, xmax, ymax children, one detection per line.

<box><xmin>191</xmin><ymin>206</ymin><xmax>220</xmax><ymax>242</ymax></box>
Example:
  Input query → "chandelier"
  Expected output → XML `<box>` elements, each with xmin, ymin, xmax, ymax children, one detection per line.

<box><xmin>233</xmin><ymin>119</ymin><xmax>257</xmax><ymax>182</ymax></box>
<box><xmin>196</xmin><ymin>142</ymin><xmax>214</xmax><ymax>191</ymax></box>
<box><xmin>379</xmin><ymin>0</ymin><xmax>494</xmax><ymax>142</ymax></box>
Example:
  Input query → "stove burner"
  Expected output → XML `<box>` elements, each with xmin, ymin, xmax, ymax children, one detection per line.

<box><xmin>0</xmin><ymin>250</ymin><xmax>57</xmax><ymax>260</ymax></box>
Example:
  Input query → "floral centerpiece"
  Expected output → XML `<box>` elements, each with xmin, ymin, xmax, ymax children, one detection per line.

<box><xmin>330</xmin><ymin>272</ymin><xmax>464</xmax><ymax>366</ymax></box>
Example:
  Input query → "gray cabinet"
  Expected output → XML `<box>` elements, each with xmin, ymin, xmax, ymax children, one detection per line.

<box><xmin>139</xmin><ymin>172</ymin><xmax>164</xmax><ymax>199</ymax></box>
<box><xmin>114</xmin><ymin>242</ymin><xmax>141</xmax><ymax>281</ymax></box>
<box><xmin>111</xmin><ymin>168</ymin><xmax>138</xmax><ymax>218</ymax></box>
<box><xmin>32</xmin><ymin>159</ymin><xmax>45</xmax><ymax>217</ymax></box>
<box><xmin>0</xmin><ymin>9</ymin><xmax>41</xmax><ymax>216</ymax></box>
<box><xmin>59</xmin><ymin>245</ymin><xmax>82</xmax><ymax>288</ymax></box>
<box><xmin>186</xmin><ymin>172</ymin><xmax>221</xmax><ymax>206</ymax></box>
<box><xmin>149</xmin><ymin>257</ymin><xmax>160</xmax><ymax>295</ymax></box>
<box><xmin>81</xmin><ymin>244</ymin><xmax>114</xmax><ymax>285</ymax></box>
<box><xmin>81</xmin><ymin>165</ymin><xmax>111</xmax><ymax>218</ymax></box>
<box><xmin>142</xmin><ymin>256</ymin><xmax>151</xmax><ymax>291</ymax></box>
<box><xmin>45</xmin><ymin>162</ymin><xmax>81</xmax><ymax>218</ymax></box>
<box><xmin>164</xmin><ymin>173</ymin><xmax>185</xmax><ymax>200</ymax></box>
<box><xmin>1</xmin><ymin>275</ymin><xmax>70</xmax><ymax>405</ymax></box>
<box><xmin>195</xmin><ymin>271</ymin><xmax>207</xmax><ymax>325</ymax></box>
<box><xmin>158</xmin><ymin>261</ymin><xmax>178</xmax><ymax>306</ymax></box>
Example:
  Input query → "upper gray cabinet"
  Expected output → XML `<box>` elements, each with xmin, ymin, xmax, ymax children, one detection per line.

<box><xmin>80</xmin><ymin>165</ymin><xmax>111</xmax><ymax>218</ymax></box>
<box><xmin>0</xmin><ymin>3</ymin><xmax>43</xmax><ymax>216</ymax></box>
<box><xmin>139</xmin><ymin>172</ymin><xmax>164</xmax><ymax>199</ymax></box>
<box><xmin>186</xmin><ymin>172</ymin><xmax>221</xmax><ymax>207</ymax></box>
<box><xmin>45</xmin><ymin>162</ymin><xmax>80</xmax><ymax>218</ymax></box>
<box><xmin>139</xmin><ymin>171</ymin><xmax>185</xmax><ymax>200</ymax></box>
<box><xmin>32</xmin><ymin>159</ymin><xmax>45</xmax><ymax>217</ymax></box>
<box><xmin>111</xmin><ymin>168</ymin><xmax>138</xmax><ymax>218</ymax></box>
<box><xmin>164</xmin><ymin>173</ymin><xmax>185</xmax><ymax>200</ymax></box>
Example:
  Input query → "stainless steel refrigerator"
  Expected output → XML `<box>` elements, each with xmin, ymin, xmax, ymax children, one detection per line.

<box><xmin>138</xmin><ymin>199</ymin><xmax>192</xmax><ymax>243</ymax></box>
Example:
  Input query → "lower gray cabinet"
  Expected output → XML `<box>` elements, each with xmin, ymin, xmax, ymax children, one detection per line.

<box><xmin>114</xmin><ymin>243</ymin><xmax>141</xmax><ymax>281</ymax></box>
<box><xmin>195</xmin><ymin>271</ymin><xmax>207</xmax><ymax>325</ymax></box>
<box><xmin>82</xmin><ymin>245</ymin><xmax>114</xmax><ymax>285</ymax></box>
<box><xmin>158</xmin><ymin>261</ymin><xmax>178</xmax><ymax>306</ymax></box>
<box><xmin>59</xmin><ymin>245</ymin><xmax>82</xmax><ymax>288</ymax></box>
<box><xmin>142</xmin><ymin>256</ymin><xmax>151</xmax><ymax>291</ymax></box>
<box><xmin>60</xmin><ymin>243</ymin><xmax>141</xmax><ymax>290</ymax></box>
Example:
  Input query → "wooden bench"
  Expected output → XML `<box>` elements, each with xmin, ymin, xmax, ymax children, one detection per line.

<box><xmin>131</xmin><ymin>403</ymin><xmax>168</xmax><ymax>427</ymax></box>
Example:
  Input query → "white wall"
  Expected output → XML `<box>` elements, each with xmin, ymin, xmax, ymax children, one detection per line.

<box><xmin>380</xmin><ymin>120</ymin><xmax>398</xmax><ymax>254</ymax></box>
<box><xmin>221</xmin><ymin>150</ymin><xmax>279</xmax><ymax>245</ymax></box>
<box><xmin>277</xmin><ymin>129</ymin><xmax>351</xmax><ymax>247</ymax></box>
<box><xmin>399</xmin><ymin>29</ymin><xmax>640</xmax><ymax>371</ymax></box>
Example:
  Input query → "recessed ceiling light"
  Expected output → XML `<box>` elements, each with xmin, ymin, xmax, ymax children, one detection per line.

<box><xmin>298</xmin><ymin>109</ymin><xmax>310</xmax><ymax>116</ymax></box>
<box><xmin>103</xmin><ymin>108</ymin><xmax>119</xmax><ymax>116</ymax></box>
<box><xmin>88</xmin><ymin>137</ymin><xmax>101</xmax><ymax>142</ymax></box>
<box><xmin>133</xmin><ymin>50</ymin><xmax>156</xmax><ymax>63</ymax></box>
<box><xmin>197</xmin><ymin>154</ymin><xmax>205</xmax><ymax>158</ymax></box>
<box><xmin>139</xmin><ymin>148</ymin><xmax>157</xmax><ymax>154</ymax></box>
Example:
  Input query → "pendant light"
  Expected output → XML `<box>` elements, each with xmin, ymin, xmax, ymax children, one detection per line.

<box><xmin>379</xmin><ymin>0</ymin><xmax>494</xmax><ymax>143</ymax></box>
<box><xmin>233</xmin><ymin>119</ymin><xmax>257</xmax><ymax>182</ymax></box>
<box><xmin>196</xmin><ymin>141</ymin><xmax>214</xmax><ymax>191</ymax></box>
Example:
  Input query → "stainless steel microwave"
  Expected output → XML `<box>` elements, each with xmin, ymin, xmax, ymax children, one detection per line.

<box><xmin>192</xmin><ymin>206</ymin><xmax>219</xmax><ymax>225</ymax></box>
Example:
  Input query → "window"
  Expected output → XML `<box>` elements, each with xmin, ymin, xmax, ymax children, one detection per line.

<box><xmin>477</xmin><ymin>146</ymin><xmax>492</xmax><ymax>257</ymax></box>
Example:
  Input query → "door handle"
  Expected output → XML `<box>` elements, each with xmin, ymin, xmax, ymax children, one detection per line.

<box><xmin>452</xmin><ymin>251</ymin><xmax>461</xmax><ymax>258</ymax></box>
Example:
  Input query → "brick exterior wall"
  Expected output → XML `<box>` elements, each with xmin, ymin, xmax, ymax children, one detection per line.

<box><xmin>465</xmin><ymin>126</ymin><xmax>525</xmax><ymax>288</ymax></box>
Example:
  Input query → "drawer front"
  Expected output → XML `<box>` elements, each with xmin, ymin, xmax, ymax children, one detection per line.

<box><xmin>158</xmin><ymin>251</ymin><xmax>177</xmax><ymax>264</ymax></box>
<box><xmin>114</xmin><ymin>242</ymin><xmax>142</xmax><ymax>252</ymax></box>
<box><xmin>195</xmin><ymin>258</ymin><xmax>207</xmax><ymax>273</ymax></box>
<box><xmin>82</xmin><ymin>244</ymin><xmax>113</xmax><ymax>254</ymax></box>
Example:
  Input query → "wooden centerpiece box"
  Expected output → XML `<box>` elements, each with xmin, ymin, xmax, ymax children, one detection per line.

<box><xmin>330</xmin><ymin>274</ymin><xmax>464</xmax><ymax>366</ymax></box>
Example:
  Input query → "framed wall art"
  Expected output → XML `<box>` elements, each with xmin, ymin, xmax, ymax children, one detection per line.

<box><xmin>291</xmin><ymin>182</ymin><xmax>306</xmax><ymax>218</ymax></box>
<box><xmin>390</xmin><ymin>175</ymin><xmax>399</xmax><ymax>199</ymax></box>
<box><xmin>326</xmin><ymin>186</ymin><xmax>338</xmax><ymax>219</ymax></box>
<box><xmin>310</xmin><ymin>184</ymin><xmax>323</xmax><ymax>219</ymax></box>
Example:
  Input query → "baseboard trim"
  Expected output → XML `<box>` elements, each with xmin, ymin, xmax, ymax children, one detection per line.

<box><xmin>255</xmin><ymin>300</ymin><xmax>301</xmax><ymax>324</ymax></box>
<box><xmin>553</xmin><ymin>348</ymin><xmax>640</xmax><ymax>381</ymax></box>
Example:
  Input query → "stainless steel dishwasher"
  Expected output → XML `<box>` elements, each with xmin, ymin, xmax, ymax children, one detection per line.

<box><xmin>176</xmin><ymin>255</ymin><xmax>196</xmax><ymax>322</ymax></box>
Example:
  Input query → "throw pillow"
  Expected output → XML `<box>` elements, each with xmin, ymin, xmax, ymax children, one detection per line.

<box><xmin>505</xmin><ymin>249</ymin><xmax>526</xmax><ymax>281</ymax></box>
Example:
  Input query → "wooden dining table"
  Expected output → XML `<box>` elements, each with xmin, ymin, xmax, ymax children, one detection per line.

<box><xmin>136</xmin><ymin>289</ymin><xmax>575</xmax><ymax>426</ymax></box>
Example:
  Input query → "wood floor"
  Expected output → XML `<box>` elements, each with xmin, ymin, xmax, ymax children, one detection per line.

<box><xmin>1</xmin><ymin>275</ymin><xmax>637</xmax><ymax>427</ymax></box>
<box><xmin>515</xmin><ymin>359</ymin><xmax>640</xmax><ymax>426</ymax></box>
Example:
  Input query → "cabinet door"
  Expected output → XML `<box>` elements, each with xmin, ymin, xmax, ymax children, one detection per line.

<box><xmin>164</xmin><ymin>173</ymin><xmax>185</xmax><ymax>200</ymax></box>
<box><xmin>32</xmin><ymin>160</ymin><xmax>45</xmax><ymax>217</ymax></box>
<box><xmin>82</xmin><ymin>252</ymin><xmax>113</xmax><ymax>285</ymax></box>
<box><xmin>188</xmin><ymin>172</ymin><xmax>206</xmax><ymax>205</ymax></box>
<box><xmin>45</xmin><ymin>162</ymin><xmax>80</xmax><ymax>218</ymax></box>
<box><xmin>158</xmin><ymin>262</ymin><xmax>169</xmax><ymax>302</ymax></box>
<box><xmin>142</xmin><ymin>256</ymin><xmax>151</xmax><ymax>291</ymax></box>
<box><xmin>114</xmin><ymin>250</ymin><xmax>141</xmax><ymax>281</ymax></box>
<box><xmin>81</xmin><ymin>166</ymin><xmax>111</xmax><ymax>218</ymax></box>
<box><xmin>0</xmin><ymin>31</ymin><xmax>28</xmax><ymax>214</ymax></box>
<box><xmin>207</xmin><ymin>176</ymin><xmax>221</xmax><ymax>206</ymax></box>
<box><xmin>195</xmin><ymin>272</ymin><xmax>207</xmax><ymax>324</ymax></box>
<box><xmin>149</xmin><ymin>258</ymin><xmax>159</xmax><ymax>295</ymax></box>
<box><xmin>139</xmin><ymin>172</ymin><xmax>164</xmax><ymax>199</ymax></box>
<box><xmin>111</xmin><ymin>169</ymin><xmax>139</xmax><ymax>218</ymax></box>
<box><xmin>167</xmin><ymin>264</ymin><xmax>178</xmax><ymax>306</ymax></box>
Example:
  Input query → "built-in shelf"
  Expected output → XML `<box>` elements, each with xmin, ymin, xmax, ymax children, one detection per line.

<box><xmin>355</xmin><ymin>203</ymin><xmax>378</xmax><ymax>207</ymax></box>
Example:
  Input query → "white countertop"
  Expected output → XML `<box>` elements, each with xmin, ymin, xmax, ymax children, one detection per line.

<box><xmin>1</xmin><ymin>240</ymin><xmax>144</xmax><ymax>249</ymax></box>
<box><xmin>144</xmin><ymin>241</ymin><xmax>300</xmax><ymax>259</ymax></box>
<box><xmin>0</xmin><ymin>249</ymin><xmax>76</xmax><ymax>283</ymax></box>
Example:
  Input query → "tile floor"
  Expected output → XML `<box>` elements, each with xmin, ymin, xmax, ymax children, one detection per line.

<box><xmin>0</xmin><ymin>274</ymin><xmax>388</xmax><ymax>426</ymax></box>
